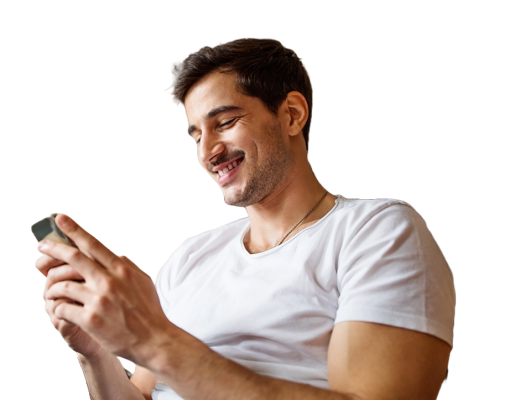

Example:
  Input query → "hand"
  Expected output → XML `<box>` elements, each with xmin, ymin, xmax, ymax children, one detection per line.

<box><xmin>36</xmin><ymin>254</ymin><xmax>104</xmax><ymax>358</ymax></box>
<box><xmin>47</xmin><ymin>296</ymin><xmax>105</xmax><ymax>359</ymax></box>
<box><xmin>37</xmin><ymin>214</ymin><xmax>173</xmax><ymax>367</ymax></box>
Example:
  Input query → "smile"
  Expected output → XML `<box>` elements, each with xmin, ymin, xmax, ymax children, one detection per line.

<box><xmin>213</xmin><ymin>156</ymin><xmax>244</xmax><ymax>184</ymax></box>
<box><xmin>218</xmin><ymin>160</ymin><xmax>240</xmax><ymax>176</ymax></box>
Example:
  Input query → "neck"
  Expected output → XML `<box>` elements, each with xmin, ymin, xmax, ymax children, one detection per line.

<box><xmin>243</xmin><ymin>160</ymin><xmax>336</xmax><ymax>254</ymax></box>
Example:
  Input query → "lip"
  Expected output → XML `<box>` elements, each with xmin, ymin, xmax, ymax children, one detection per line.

<box><xmin>212</xmin><ymin>156</ymin><xmax>244</xmax><ymax>172</ymax></box>
<box><xmin>215</xmin><ymin>157</ymin><xmax>244</xmax><ymax>185</ymax></box>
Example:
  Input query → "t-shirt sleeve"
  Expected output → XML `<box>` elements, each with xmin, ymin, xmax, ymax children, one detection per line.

<box><xmin>335</xmin><ymin>202</ymin><xmax>455</xmax><ymax>346</ymax></box>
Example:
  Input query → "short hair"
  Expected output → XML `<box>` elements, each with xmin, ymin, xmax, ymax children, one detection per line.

<box><xmin>172</xmin><ymin>38</ymin><xmax>313</xmax><ymax>149</ymax></box>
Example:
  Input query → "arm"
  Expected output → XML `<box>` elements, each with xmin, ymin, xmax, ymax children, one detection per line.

<box><xmin>76</xmin><ymin>350</ymin><xmax>149</xmax><ymax>400</ymax></box>
<box><xmin>327</xmin><ymin>321</ymin><xmax>450</xmax><ymax>400</ymax></box>
<box><xmin>78</xmin><ymin>355</ymin><xmax>160</xmax><ymax>400</ymax></box>
<box><xmin>130</xmin><ymin>365</ymin><xmax>160</xmax><ymax>400</ymax></box>
<box><xmin>104</xmin><ymin>318</ymin><xmax>449</xmax><ymax>400</ymax></box>
<box><xmin>37</xmin><ymin>217</ymin><xmax>346</xmax><ymax>399</ymax></box>
<box><xmin>133</xmin><ymin>323</ymin><xmax>348</xmax><ymax>400</ymax></box>
<box><xmin>40</xmin><ymin>215</ymin><xmax>451</xmax><ymax>400</ymax></box>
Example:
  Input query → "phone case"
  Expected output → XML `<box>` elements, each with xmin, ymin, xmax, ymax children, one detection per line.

<box><xmin>31</xmin><ymin>214</ymin><xmax>77</xmax><ymax>247</ymax></box>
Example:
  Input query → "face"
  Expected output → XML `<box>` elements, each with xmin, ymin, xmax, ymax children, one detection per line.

<box><xmin>184</xmin><ymin>72</ymin><xmax>294</xmax><ymax>207</ymax></box>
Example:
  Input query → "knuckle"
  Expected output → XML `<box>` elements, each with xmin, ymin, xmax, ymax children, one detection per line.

<box><xmin>83</xmin><ymin>309</ymin><xmax>102</xmax><ymax>329</ymax></box>
<box><xmin>47</xmin><ymin>266</ymin><xmax>69</xmax><ymax>288</ymax></box>
<box><xmin>68</xmin><ymin>248</ymin><xmax>82</xmax><ymax>264</ymax></box>
<box><xmin>101</xmin><ymin>276</ymin><xmax>116</xmax><ymax>292</ymax></box>
<box><xmin>36</xmin><ymin>255</ymin><xmax>61</xmax><ymax>275</ymax></box>
<box><xmin>115</xmin><ymin>263</ymin><xmax>132</xmax><ymax>280</ymax></box>
<box><xmin>46</xmin><ymin>270</ymin><xmax>57</xmax><ymax>285</ymax></box>
<box><xmin>61</xmin><ymin>280</ymin><xmax>72</xmax><ymax>292</ymax></box>
<box><xmin>91</xmin><ymin>294</ymin><xmax>109</xmax><ymax>310</ymax></box>
<box><xmin>34</xmin><ymin>256</ymin><xmax>42</xmax><ymax>269</ymax></box>
<box><xmin>118</xmin><ymin>255</ymin><xmax>134</xmax><ymax>267</ymax></box>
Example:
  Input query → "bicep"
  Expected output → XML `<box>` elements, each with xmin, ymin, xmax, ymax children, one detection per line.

<box><xmin>130</xmin><ymin>365</ymin><xmax>159</xmax><ymax>400</ymax></box>
<box><xmin>327</xmin><ymin>321</ymin><xmax>451</xmax><ymax>400</ymax></box>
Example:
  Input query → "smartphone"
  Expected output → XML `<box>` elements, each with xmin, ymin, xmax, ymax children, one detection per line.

<box><xmin>31</xmin><ymin>213</ymin><xmax>77</xmax><ymax>247</ymax></box>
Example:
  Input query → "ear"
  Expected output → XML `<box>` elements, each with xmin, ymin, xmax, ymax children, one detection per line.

<box><xmin>283</xmin><ymin>91</ymin><xmax>309</xmax><ymax>137</ymax></box>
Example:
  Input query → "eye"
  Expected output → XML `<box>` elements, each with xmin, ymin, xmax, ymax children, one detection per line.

<box><xmin>219</xmin><ymin>118</ymin><xmax>236</xmax><ymax>129</ymax></box>
<box><xmin>195</xmin><ymin>134</ymin><xmax>202</xmax><ymax>144</ymax></box>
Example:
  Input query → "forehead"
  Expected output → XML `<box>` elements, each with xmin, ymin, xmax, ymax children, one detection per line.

<box><xmin>184</xmin><ymin>72</ymin><xmax>253</xmax><ymax>122</ymax></box>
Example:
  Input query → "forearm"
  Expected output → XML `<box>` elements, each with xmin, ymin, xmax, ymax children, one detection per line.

<box><xmin>169</xmin><ymin>353</ymin><xmax>349</xmax><ymax>400</ymax></box>
<box><xmin>77</xmin><ymin>349</ymin><xmax>145</xmax><ymax>400</ymax></box>
<box><xmin>148</xmin><ymin>329</ymin><xmax>349</xmax><ymax>400</ymax></box>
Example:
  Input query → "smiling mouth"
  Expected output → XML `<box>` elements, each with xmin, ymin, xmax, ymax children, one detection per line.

<box><xmin>217</xmin><ymin>158</ymin><xmax>243</xmax><ymax>177</ymax></box>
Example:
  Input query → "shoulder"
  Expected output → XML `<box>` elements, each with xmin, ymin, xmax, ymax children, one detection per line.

<box><xmin>336</xmin><ymin>196</ymin><xmax>415</xmax><ymax>217</ymax></box>
<box><xmin>156</xmin><ymin>217</ymin><xmax>249</xmax><ymax>291</ymax></box>
<box><xmin>330</xmin><ymin>196</ymin><xmax>424</xmax><ymax>236</ymax></box>
<box><xmin>332</xmin><ymin>196</ymin><xmax>436</xmax><ymax>256</ymax></box>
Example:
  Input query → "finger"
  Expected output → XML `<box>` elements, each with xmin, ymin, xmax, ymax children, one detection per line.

<box><xmin>46</xmin><ymin>298</ymin><xmax>62</xmax><ymax>317</ymax></box>
<box><xmin>54</xmin><ymin>301</ymin><xmax>87</xmax><ymax>328</ymax></box>
<box><xmin>47</xmin><ymin>264</ymin><xmax>84</xmax><ymax>284</ymax></box>
<box><xmin>46</xmin><ymin>298</ymin><xmax>77</xmax><ymax>329</ymax></box>
<box><xmin>36</xmin><ymin>254</ymin><xmax>66</xmax><ymax>277</ymax></box>
<box><xmin>46</xmin><ymin>279</ymin><xmax>90</xmax><ymax>305</ymax></box>
<box><xmin>45</xmin><ymin>265</ymin><xmax>84</xmax><ymax>293</ymax></box>
<box><xmin>38</xmin><ymin>240</ymin><xmax>107</xmax><ymax>282</ymax></box>
<box><xmin>55</xmin><ymin>214</ymin><xmax>119</xmax><ymax>270</ymax></box>
<box><xmin>48</xmin><ymin>300</ymin><xmax>84</xmax><ymax>341</ymax></box>
<box><xmin>119</xmin><ymin>255</ymin><xmax>139</xmax><ymax>270</ymax></box>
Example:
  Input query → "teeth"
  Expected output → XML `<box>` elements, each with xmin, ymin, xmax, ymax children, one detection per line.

<box><xmin>217</xmin><ymin>159</ymin><xmax>242</xmax><ymax>178</ymax></box>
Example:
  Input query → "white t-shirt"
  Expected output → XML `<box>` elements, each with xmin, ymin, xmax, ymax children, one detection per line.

<box><xmin>152</xmin><ymin>197</ymin><xmax>455</xmax><ymax>399</ymax></box>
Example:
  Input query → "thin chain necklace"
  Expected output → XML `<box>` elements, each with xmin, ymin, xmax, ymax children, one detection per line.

<box><xmin>277</xmin><ymin>190</ymin><xmax>328</xmax><ymax>246</ymax></box>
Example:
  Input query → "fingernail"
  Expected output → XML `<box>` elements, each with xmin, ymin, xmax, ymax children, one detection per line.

<box><xmin>38</xmin><ymin>240</ymin><xmax>49</xmax><ymax>251</ymax></box>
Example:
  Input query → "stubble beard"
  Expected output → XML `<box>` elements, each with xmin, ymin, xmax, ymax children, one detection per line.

<box><xmin>222</xmin><ymin>120</ymin><xmax>294</xmax><ymax>208</ymax></box>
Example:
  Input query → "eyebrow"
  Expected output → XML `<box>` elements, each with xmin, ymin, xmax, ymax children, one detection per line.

<box><xmin>188</xmin><ymin>105</ymin><xmax>242</xmax><ymax>136</ymax></box>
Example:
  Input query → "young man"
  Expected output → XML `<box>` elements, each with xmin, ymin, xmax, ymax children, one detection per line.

<box><xmin>36</xmin><ymin>39</ymin><xmax>455</xmax><ymax>400</ymax></box>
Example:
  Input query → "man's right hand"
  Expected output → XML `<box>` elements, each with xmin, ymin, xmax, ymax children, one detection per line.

<box><xmin>36</xmin><ymin>254</ymin><xmax>104</xmax><ymax>359</ymax></box>
<box><xmin>36</xmin><ymin>252</ymin><xmax>153</xmax><ymax>400</ymax></box>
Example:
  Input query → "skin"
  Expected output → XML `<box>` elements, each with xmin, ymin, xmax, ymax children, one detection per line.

<box><xmin>185</xmin><ymin>71</ymin><xmax>338</xmax><ymax>252</ymax></box>
<box><xmin>36</xmin><ymin>71</ymin><xmax>451</xmax><ymax>400</ymax></box>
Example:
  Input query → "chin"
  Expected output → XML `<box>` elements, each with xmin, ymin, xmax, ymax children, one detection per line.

<box><xmin>222</xmin><ymin>192</ymin><xmax>253</xmax><ymax>208</ymax></box>
<box><xmin>222</xmin><ymin>182</ymin><xmax>269</xmax><ymax>208</ymax></box>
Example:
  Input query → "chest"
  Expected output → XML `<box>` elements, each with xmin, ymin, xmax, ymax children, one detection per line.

<box><xmin>163</xmin><ymin>242</ymin><xmax>341</xmax><ymax>346</ymax></box>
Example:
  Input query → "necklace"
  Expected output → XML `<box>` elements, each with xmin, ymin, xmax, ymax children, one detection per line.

<box><xmin>277</xmin><ymin>190</ymin><xmax>328</xmax><ymax>246</ymax></box>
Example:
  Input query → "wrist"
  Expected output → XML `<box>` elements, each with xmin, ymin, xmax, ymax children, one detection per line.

<box><xmin>76</xmin><ymin>346</ymin><xmax>110</xmax><ymax>367</ymax></box>
<box><xmin>140</xmin><ymin>323</ymin><xmax>210</xmax><ymax>385</ymax></box>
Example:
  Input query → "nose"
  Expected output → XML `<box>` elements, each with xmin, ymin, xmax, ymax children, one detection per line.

<box><xmin>198</xmin><ymin>129</ymin><xmax>225</xmax><ymax>165</ymax></box>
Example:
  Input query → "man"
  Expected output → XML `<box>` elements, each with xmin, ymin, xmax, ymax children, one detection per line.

<box><xmin>36</xmin><ymin>39</ymin><xmax>455</xmax><ymax>400</ymax></box>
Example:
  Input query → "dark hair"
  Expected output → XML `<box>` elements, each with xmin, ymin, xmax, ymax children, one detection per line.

<box><xmin>172</xmin><ymin>38</ymin><xmax>313</xmax><ymax>149</ymax></box>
